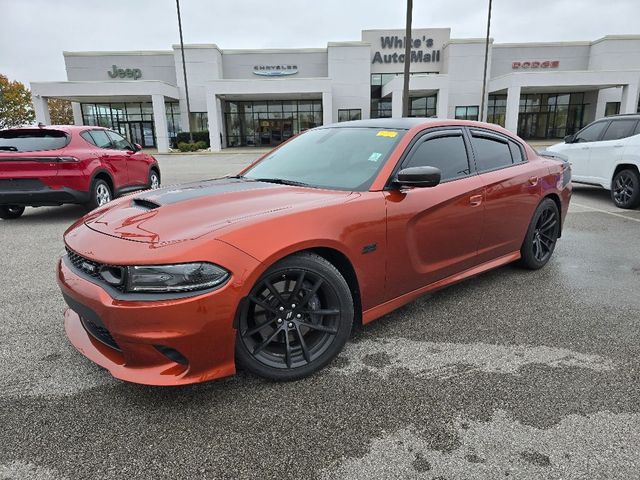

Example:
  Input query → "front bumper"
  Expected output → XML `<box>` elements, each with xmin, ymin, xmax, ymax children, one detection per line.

<box><xmin>57</xmin><ymin>246</ymin><xmax>257</xmax><ymax>385</ymax></box>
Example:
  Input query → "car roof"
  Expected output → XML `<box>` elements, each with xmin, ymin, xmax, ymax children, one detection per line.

<box><xmin>324</xmin><ymin>118</ymin><xmax>438</xmax><ymax>129</ymax></box>
<box><xmin>322</xmin><ymin>118</ymin><xmax>519</xmax><ymax>134</ymax></box>
<box><xmin>599</xmin><ymin>114</ymin><xmax>640</xmax><ymax>120</ymax></box>
<box><xmin>0</xmin><ymin>125</ymin><xmax>106</xmax><ymax>133</ymax></box>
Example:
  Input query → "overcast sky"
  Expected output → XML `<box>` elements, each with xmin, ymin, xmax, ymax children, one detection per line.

<box><xmin>1</xmin><ymin>0</ymin><xmax>638</xmax><ymax>85</ymax></box>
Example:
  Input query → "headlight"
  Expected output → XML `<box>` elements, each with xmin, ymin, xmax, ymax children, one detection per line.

<box><xmin>126</xmin><ymin>262</ymin><xmax>230</xmax><ymax>293</ymax></box>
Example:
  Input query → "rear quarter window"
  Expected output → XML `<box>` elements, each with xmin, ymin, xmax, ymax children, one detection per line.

<box><xmin>0</xmin><ymin>129</ymin><xmax>69</xmax><ymax>152</ymax></box>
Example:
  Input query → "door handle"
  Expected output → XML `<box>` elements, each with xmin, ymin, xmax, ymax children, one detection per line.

<box><xmin>528</xmin><ymin>176</ymin><xmax>539</xmax><ymax>186</ymax></box>
<box><xmin>469</xmin><ymin>194</ymin><xmax>483</xmax><ymax>207</ymax></box>
<box><xmin>613</xmin><ymin>144</ymin><xmax>623</xmax><ymax>148</ymax></box>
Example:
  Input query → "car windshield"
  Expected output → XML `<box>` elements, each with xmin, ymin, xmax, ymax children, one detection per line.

<box><xmin>242</xmin><ymin>127</ymin><xmax>406</xmax><ymax>191</ymax></box>
<box><xmin>0</xmin><ymin>129</ymin><xmax>69</xmax><ymax>152</ymax></box>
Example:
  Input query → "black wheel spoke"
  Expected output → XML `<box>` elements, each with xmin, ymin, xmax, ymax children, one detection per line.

<box><xmin>249</xmin><ymin>295</ymin><xmax>278</xmax><ymax>314</ymax></box>
<box><xmin>284</xmin><ymin>330</ymin><xmax>292</xmax><ymax>368</ymax></box>
<box><xmin>294</xmin><ymin>324</ymin><xmax>311</xmax><ymax>363</ymax></box>
<box><xmin>264</xmin><ymin>279</ymin><xmax>286</xmax><ymax>307</ymax></box>
<box><xmin>291</xmin><ymin>271</ymin><xmax>306</xmax><ymax>300</ymax></box>
<box><xmin>298</xmin><ymin>322</ymin><xmax>338</xmax><ymax>334</ymax></box>
<box><xmin>253</xmin><ymin>327</ymin><xmax>282</xmax><ymax>355</ymax></box>
<box><xmin>244</xmin><ymin>318</ymin><xmax>276</xmax><ymax>337</ymax></box>
<box><xmin>298</xmin><ymin>278</ymin><xmax>324</xmax><ymax>309</ymax></box>
<box><xmin>303</xmin><ymin>308</ymin><xmax>340</xmax><ymax>316</ymax></box>
<box><xmin>540</xmin><ymin>214</ymin><xmax>556</xmax><ymax>230</ymax></box>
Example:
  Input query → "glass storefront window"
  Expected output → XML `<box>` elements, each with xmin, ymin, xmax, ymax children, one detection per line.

<box><xmin>455</xmin><ymin>105</ymin><xmax>479</xmax><ymax>121</ymax></box>
<box><xmin>224</xmin><ymin>99</ymin><xmax>323</xmax><ymax>147</ymax></box>
<box><xmin>517</xmin><ymin>93</ymin><xmax>587</xmax><ymax>139</ymax></box>
<box><xmin>338</xmin><ymin>109</ymin><xmax>362</xmax><ymax>122</ymax></box>
<box><xmin>487</xmin><ymin>94</ymin><xmax>507</xmax><ymax>127</ymax></box>
<box><xmin>409</xmin><ymin>94</ymin><xmax>437</xmax><ymax>117</ymax></box>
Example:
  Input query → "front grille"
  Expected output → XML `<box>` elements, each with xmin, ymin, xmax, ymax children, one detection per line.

<box><xmin>80</xmin><ymin>316</ymin><xmax>121</xmax><ymax>351</ymax></box>
<box><xmin>65</xmin><ymin>247</ymin><xmax>125</xmax><ymax>291</ymax></box>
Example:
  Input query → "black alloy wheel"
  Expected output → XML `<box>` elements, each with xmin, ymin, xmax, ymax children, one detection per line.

<box><xmin>0</xmin><ymin>205</ymin><xmax>26</xmax><ymax>220</ymax></box>
<box><xmin>236</xmin><ymin>253</ymin><xmax>353</xmax><ymax>380</ymax></box>
<box><xmin>611</xmin><ymin>169</ymin><xmax>640</xmax><ymax>209</ymax></box>
<box><xmin>519</xmin><ymin>198</ymin><xmax>560</xmax><ymax>270</ymax></box>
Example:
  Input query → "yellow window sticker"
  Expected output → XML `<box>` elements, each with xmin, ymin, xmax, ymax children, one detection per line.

<box><xmin>376</xmin><ymin>130</ymin><xmax>398</xmax><ymax>138</ymax></box>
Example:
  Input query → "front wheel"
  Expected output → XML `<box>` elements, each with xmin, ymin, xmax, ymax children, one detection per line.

<box><xmin>236</xmin><ymin>252</ymin><xmax>354</xmax><ymax>381</ymax></box>
<box><xmin>611</xmin><ymin>169</ymin><xmax>640</xmax><ymax>209</ymax></box>
<box><xmin>518</xmin><ymin>198</ymin><xmax>560</xmax><ymax>270</ymax></box>
<box><xmin>0</xmin><ymin>205</ymin><xmax>25</xmax><ymax>219</ymax></box>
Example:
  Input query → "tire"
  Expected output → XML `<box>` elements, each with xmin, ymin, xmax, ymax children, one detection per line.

<box><xmin>236</xmin><ymin>252</ymin><xmax>354</xmax><ymax>381</ymax></box>
<box><xmin>149</xmin><ymin>169</ymin><xmax>160</xmax><ymax>190</ymax></box>
<box><xmin>518</xmin><ymin>198</ymin><xmax>560</xmax><ymax>270</ymax></box>
<box><xmin>0</xmin><ymin>205</ymin><xmax>25</xmax><ymax>219</ymax></box>
<box><xmin>611</xmin><ymin>168</ymin><xmax>640</xmax><ymax>209</ymax></box>
<box><xmin>87</xmin><ymin>179</ymin><xmax>113</xmax><ymax>210</ymax></box>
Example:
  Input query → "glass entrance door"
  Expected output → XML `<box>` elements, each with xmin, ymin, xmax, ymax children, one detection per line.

<box><xmin>120</xmin><ymin>121</ymin><xmax>156</xmax><ymax>148</ymax></box>
<box><xmin>259</xmin><ymin>119</ymin><xmax>284</xmax><ymax>146</ymax></box>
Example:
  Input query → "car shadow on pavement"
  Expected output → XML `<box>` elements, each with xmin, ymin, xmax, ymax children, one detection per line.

<box><xmin>3</xmin><ymin>205</ymin><xmax>88</xmax><ymax>224</ymax></box>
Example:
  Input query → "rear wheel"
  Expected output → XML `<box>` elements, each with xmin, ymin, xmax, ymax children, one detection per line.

<box><xmin>0</xmin><ymin>205</ymin><xmax>25</xmax><ymax>219</ymax></box>
<box><xmin>611</xmin><ymin>169</ymin><xmax>640</xmax><ymax>209</ymax></box>
<box><xmin>149</xmin><ymin>169</ymin><xmax>160</xmax><ymax>189</ymax></box>
<box><xmin>518</xmin><ymin>198</ymin><xmax>560</xmax><ymax>270</ymax></box>
<box><xmin>87</xmin><ymin>179</ymin><xmax>113</xmax><ymax>210</ymax></box>
<box><xmin>236</xmin><ymin>252</ymin><xmax>353</xmax><ymax>381</ymax></box>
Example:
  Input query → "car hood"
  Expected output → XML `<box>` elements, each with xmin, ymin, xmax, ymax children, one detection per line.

<box><xmin>84</xmin><ymin>178</ymin><xmax>352</xmax><ymax>245</ymax></box>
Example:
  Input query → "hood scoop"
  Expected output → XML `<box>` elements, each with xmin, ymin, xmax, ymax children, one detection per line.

<box><xmin>131</xmin><ymin>198</ymin><xmax>161</xmax><ymax>210</ymax></box>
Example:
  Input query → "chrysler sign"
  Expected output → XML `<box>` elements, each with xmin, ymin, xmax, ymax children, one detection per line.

<box><xmin>253</xmin><ymin>65</ymin><xmax>298</xmax><ymax>77</ymax></box>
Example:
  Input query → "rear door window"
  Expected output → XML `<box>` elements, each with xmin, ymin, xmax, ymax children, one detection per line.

<box><xmin>0</xmin><ymin>129</ymin><xmax>69</xmax><ymax>152</ymax></box>
<box><xmin>601</xmin><ymin>119</ymin><xmax>638</xmax><ymax>141</ymax></box>
<box><xmin>88</xmin><ymin>130</ymin><xmax>113</xmax><ymax>149</ymax></box>
<box><xmin>106</xmin><ymin>131</ymin><xmax>134</xmax><ymax>151</ymax></box>
<box><xmin>80</xmin><ymin>131</ymin><xmax>97</xmax><ymax>146</ymax></box>
<box><xmin>469</xmin><ymin>130</ymin><xmax>513</xmax><ymax>172</ymax></box>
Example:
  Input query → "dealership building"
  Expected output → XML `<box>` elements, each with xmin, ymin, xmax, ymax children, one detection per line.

<box><xmin>30</xmin><ymin>28</ymin><xmax>640</xmax><ymax>152</ymax></box>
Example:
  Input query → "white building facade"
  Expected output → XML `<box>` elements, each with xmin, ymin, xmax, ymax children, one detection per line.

<box><xmin>30</xmin><ymin>29</ymin><xmax>640</xmax><ymax>153</ymax></box>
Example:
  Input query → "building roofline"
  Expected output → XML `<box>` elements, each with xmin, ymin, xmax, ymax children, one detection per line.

<box><xmin>63</xmin><ymin>50</ymin><xmax>173</xmax><ymax>56</ymax></box>
<box><xmin>221</xmin><ymin>47</ymin><xmax>327</xmax><ymax>54</ymax></box>
<box><xmin>171</xmin><ymin>43</ymin><xmax>221</xmax><ymax>50</ymax></box>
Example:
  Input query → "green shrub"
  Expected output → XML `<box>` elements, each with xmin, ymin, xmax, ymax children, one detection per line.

<box><xmin>175</xmin><ymin>131</ymin><xmax>210</xmax><ymax>146</ymax></box>
<box><xmin>194</xmin><ymin>140</ymin><xmax>208</xmax><ymax>150</ymax></box>
<box><xmin>177</xmin><ymin>142</ymin><xmax>197</xmax><ymax>152</ymax></box>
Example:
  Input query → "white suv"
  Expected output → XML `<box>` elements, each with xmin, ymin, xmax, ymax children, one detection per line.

<box><xmin>547</xmin><ymin>115</ymin><xmax>640</xmax><ymax>209</ymax></box>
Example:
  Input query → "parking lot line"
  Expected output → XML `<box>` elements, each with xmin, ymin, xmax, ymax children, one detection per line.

<box><xmin>571</xmin><ymin>202</ymin><xmax>640</xmax><ymax>223</ymax></box>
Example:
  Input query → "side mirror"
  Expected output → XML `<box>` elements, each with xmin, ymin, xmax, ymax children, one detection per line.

<box><xmin>394</xmin><ymin>166</ymin><xmax>441</xmax><ymax>188</ymax></box>
<box><xmin>134</xmin><ymin>143</ymin><xmax>142</xmax><ymax>151</ymax></box>
<box><xmin>564</xmin><ymin>134</ymin><xmax>575</xmax><ymax>144</ymax></box>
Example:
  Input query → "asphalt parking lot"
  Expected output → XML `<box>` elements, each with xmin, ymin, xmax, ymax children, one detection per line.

<box><xmin>1</xmin><ymin>152</ymin><xmax>639</xmax><ymax>480</ymax></box>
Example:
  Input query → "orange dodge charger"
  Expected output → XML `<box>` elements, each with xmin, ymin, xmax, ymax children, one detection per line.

<box><xmin>57</xmin><ymin>119</ymin><xmax>571</xmax><ymax>385</ymax></box>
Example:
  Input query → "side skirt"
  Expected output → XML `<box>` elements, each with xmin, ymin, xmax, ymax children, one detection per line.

<box><xmin>362</xmin><ymin>251</ymin><xmax>521</xmax><ymax>325</ymax></box>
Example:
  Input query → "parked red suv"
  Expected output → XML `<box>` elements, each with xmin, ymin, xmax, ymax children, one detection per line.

<box><xmin>0</xmin><ymin>125</ymin><xmax>160</xmax><ymax>219</ymax></box>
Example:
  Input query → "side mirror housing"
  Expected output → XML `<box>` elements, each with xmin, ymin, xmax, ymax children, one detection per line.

<box><xmin>394</xmin><ymin>166</ymin><xmax>441</xmax><ymax>188</ymax></box>
<box><xmin>134</xmin><ymin>143</ymin><xmax>143</xmax><ymax>151</ymax></box>
<box><xmin>564</xmin><ymin>134</ymin><xmax>575</xmax><ymax>144</ymax></box>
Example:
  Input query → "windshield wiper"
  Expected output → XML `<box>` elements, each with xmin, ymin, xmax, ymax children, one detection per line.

<box><xmin>252</xmin><ymin>178</ymin><xmax>311</xmax><ymax>187</ymax></box>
